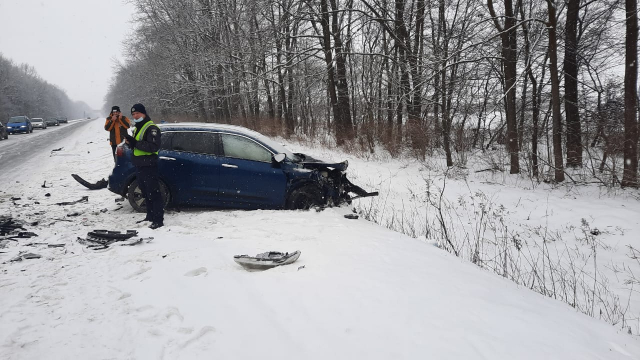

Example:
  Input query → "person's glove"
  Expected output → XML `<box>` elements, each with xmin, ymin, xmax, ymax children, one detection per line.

<box><xmin>125</xmin><ymin>134</ymin><xmax>137</xmax><ymax>147</ymax></box>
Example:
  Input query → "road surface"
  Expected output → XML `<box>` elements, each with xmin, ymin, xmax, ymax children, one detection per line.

<box><xmin>0</xmin><ymin>118</ymin><xmax>96</xmax><ymax>182</ymax></box>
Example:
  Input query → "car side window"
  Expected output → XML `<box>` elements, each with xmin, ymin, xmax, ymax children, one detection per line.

<box><xmin>170</xmin><ymin>132</ymin><xmax>216</xmax><ymax>155</ymax></box>
<box><xmin>160</xmin><ymin>132</ymin><xmax>174</xmax><ymax>151</ymax></box>
<box><xmin>221</xmin><ymin>134</ymin><xmax>272</xmax><ymax>163</ymax></box>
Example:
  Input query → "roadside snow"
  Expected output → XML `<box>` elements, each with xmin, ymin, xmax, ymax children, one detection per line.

<box><xmin>0</xmin><ymin>119</ymin><xmax>638</xmax><ymax>359</ymax></box>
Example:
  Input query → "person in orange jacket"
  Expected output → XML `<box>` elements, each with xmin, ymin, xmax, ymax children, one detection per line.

<box><xmin>104</xmin><ymin>105</ymin><xmax>131</xmax><ymax>162</ymax></box>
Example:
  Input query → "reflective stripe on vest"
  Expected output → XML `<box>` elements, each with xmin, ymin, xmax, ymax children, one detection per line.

<box><xmin>133</xmin><ymin>121</ymin><xmax>158</xmax><ymax>156</ymax></box>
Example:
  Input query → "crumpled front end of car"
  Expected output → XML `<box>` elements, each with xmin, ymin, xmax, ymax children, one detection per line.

<box><xmin>286</xmin><ymin>155</ymin><xmax>378</xmax><ymax>208</ymax></box>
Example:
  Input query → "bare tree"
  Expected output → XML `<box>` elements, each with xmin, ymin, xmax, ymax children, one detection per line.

<box><xmin>487</xmin><ymin>0</ymin><xmax>520</xmax><ymax>174</ymax></box>
<box><xmin>622</xmin><ymin>0</ymin><xmax>638</xmax><ymax>187</ymax></box>
<box><xmin>564</xmin><ymin>0</ymin><xmax>582</xmax><ymax>167</ymax></box>
<box><xmin>546</xmin><ymin>0</ymin><xmax>565</xmax><ymax>182</ymax></box>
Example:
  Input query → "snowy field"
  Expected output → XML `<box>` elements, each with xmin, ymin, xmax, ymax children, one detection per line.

<box><xmin>0</xmin><ymin>118</ymin><xmax>639</xmax><ymax>359</ymax></box>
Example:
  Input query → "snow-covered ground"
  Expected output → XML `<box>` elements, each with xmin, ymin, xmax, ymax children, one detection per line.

<box><xmin>0</xmin><ymin>119</ymin><xmax>639</xmax><ymax>359</ymax></box>
<box><xmin>293</xmin><ymin>138</ymin><xmax>640</xmax><ymax>334</ymax></box>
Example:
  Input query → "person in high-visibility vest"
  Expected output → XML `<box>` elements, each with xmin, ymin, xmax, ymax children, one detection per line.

<box><xmin>124</xmin><ymin>103</ymin><xmax>164</xmax><ymax>229</ymax></box>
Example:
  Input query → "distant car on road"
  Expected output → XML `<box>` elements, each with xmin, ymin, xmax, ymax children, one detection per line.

<box><xmin>0</xmin><ymin>122</ymin><xmax>8</xmax><ymax>140</ymax></box>
<box><xmin>57</xmin><ymin>117</ymin><xmax>68</xmax><ymax>124</ymax></box>
<box><xmin>108</xmin><ymin>123</ymin><xmax>377</xmax><ymax>212</ymax></box>
<box><xmin>45</xmin><ymin>118</ymin><xmax>59</xmax><ymax>126</ymax></box>
<box><xmin>32</xmin><ymin>118</ymin><xmax>47</xmax><ymax>129</ymax></box>
<box><xmin>6</xmin><ymin>116</ymin><xmax>33</xmax><ymax>134</ymax></box>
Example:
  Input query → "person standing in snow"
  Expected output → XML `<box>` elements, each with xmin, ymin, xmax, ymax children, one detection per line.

<box><xmin>124</xmin><ymin>103</ymin><xmax>164</xmax><ymax>229</ymax></box>
<box><xmin>104</xmin><ymin>106</ymin><xmax>131</xmax><ymax>162</ymax></box>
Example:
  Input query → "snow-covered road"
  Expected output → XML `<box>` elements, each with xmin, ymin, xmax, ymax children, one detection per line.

<box><xmin>0</xmin><ymin>119</ymin><xmax>638</xmax><ymax>359</ymax></box>
<box><xmin>0</xmin><ymin>119</ymin><xmax>90</xmax><ymax>182</ymax></box>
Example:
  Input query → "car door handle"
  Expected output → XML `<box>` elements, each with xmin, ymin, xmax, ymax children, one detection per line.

<box><xmin>159</xmin><ymin>156</ymin><xmax>176</xmax><ymax>161</ymax></box>
<box><xmin>222</xmin><ymin>163</ymin><xmax>238</xmax><ymax>169</ymax></box>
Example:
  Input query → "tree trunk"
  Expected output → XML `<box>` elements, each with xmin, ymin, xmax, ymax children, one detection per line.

<box><xmin>547</xmin><ymin>0</ymin><xmax>565</xmax><ymax>182</ymax></box>
<box><xmin>329</xmin><ymin>0</ymin><xmax>354</xmax><ymax>145</ymax></box>
<box><xmin>319</xmin><ymin>0</ymin><xmax>340</xmax><ymax>141</ymax></box>
<box><xmin>487</xmin><ymin>0</ymin><xmax>520</xmax><ymax>174</ymax></box>
<box><xmin>622</xmin><ymin>0</ymin><xmax>639</xmax><ymax>187</ymax></box>
<box><xmin>564</xmin><ymin>0</ymin><xmax>582</xmax><ymax>167</ymax></box>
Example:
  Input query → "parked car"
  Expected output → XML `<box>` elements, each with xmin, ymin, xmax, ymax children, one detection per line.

<box><xmin>57</xmin><ymin>117</ymin><xmax>68</xmax><ymax>124</ymax></box>
<box><xmin>0</xmin><ymin>122</ymin><xmax>8</xmax><ymax>140</ymax></box>
<box><xmin>108</xmin><ymin>123</ymin><xmax>377</xmax><ymax>212</ymax></box>
<box><xmin>45</xmin><ymin>118</ymin><xmax>59</xmax><ymax>126</ymax></box>
<box><xmin>6</xmin><ymin>116</ymin><xmax>33</xmax><ymax>134</ymax></box>
<box><xmin>32</xmin><ymin>118</ymin><xmax>47</xmax><ymax>129</ymax></box>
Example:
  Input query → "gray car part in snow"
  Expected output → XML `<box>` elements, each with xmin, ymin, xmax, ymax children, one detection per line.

<box><xmin>234</xmin><ymin>251</ymin><xmax>301</xmax><ymax>271</ymax></box>
<box><xmin>76</xmin><ymin>230</ymin><xmax>145</xmax><ymax>250</ymax></box>
<box><xmin>55</xmin><ymin>195</ymin><xmax>89</xmax><ymax>206</ymax></box>
<box><xmin>0</xmin><ymin>216</ymin><xmax>26</xmax><ymax>236</ymax></box>
<box><xmin>10</xmin><ymin>252</ymin><xmax>42</xmax><ymax>262</ymax></box>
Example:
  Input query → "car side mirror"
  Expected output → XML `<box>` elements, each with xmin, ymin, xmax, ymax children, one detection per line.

<box><xmin>273</xmin><ymin>153</ymin><xmax>286</xmax><ymax>163</ymax></box>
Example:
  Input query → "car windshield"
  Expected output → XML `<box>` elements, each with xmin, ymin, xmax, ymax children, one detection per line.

<box><xmin>8</xmin><ymin>117</ymin><xmax>26</xmax><ymax>124</ymax></box>
<box><xmin>33</xmin><ymin>119</ymin><xmax>43</xmax><ymax>122</ymax></box>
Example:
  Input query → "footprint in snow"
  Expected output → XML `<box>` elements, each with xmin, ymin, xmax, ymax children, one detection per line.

<box><xmin>179</xmin><ymin>326</ymin><xmax>216</xmax><ymax>350</ymax></box>
<box><xmin>184</xmin><ymin>267</ymin><xmax>207</xmax><ymax>277</ymax></box>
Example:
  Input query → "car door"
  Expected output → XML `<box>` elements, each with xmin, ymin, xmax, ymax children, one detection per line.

<box><xmin>217</xmin><ymin>133</ymin><xmax>287</xmax><ymax>209</ymax></box>
<box><xmin>158</xmin><ymin>131</ymin><xmax>220</xmax><ymax>207</ymax></box>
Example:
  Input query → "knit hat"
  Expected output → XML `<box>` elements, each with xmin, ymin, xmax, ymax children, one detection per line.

<box><xmin>131</xmin><ymin>103</ymin><xmax>147</xmax><ymax>115</ymax></box>
<box><xmin>111</xmin><ymin>105</ymin><xmax>120</xmax><ymax>112</ymax></box>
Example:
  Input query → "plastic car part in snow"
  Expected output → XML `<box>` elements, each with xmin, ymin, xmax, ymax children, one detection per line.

<box><xmin>72</xmin><ymin>174</ymin><xmax>108</xmax><ymax>190</ymax></box>
<box><xmin>87</xmin><ymin>229</ymin><xmax>138</xmax><ymax>241</ymax></box>
<box><xmin>77</xmin><ymin>230</ymin><xmax>153</xmax><ymax>251</ymax></box>
<box><xmin>233</xmin><ymin>251</ymin><xmax>301</xmax><ymax>271</ymax></box>
<box><xmin>0</xmin><ymin>216</ymin><xmax>27</xmax><ymax>236</ymax></box>
<box><xmin>127</xmin><ymin>178</ymin><xmax>170</xmax><ymax>213</ymax></box>
<box><xmin>55</xmin><ymin>196</ymin><xmax>89</xmax><ymax>206</ymax></box>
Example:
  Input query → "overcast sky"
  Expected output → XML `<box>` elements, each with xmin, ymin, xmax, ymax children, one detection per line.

<box><xmin>0</xmin><ymin>0</ymin><xmax>135</xmax><ymax>110</ymax></box>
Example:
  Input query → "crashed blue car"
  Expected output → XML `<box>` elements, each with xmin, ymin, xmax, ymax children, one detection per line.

<box><xmin>108</xmin><ymin>123</ymin><xmax>377</xmax><ymax>212</ymax></box>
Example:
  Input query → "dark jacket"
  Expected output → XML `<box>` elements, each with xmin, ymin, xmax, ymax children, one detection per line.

<box><xmin>104</xmin><ymin>115</ymin><xmax>131</xmax><ymax>145</ymax></box>
<box><xmin>131</xmin><ymin>116</ymin><xmax>161</xmax><ymax>167</ymax></box>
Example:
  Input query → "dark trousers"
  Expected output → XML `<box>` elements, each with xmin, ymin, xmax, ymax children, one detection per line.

<box><xmin>137</xmin><ymin>166</ymin><xmax>164</xmax><ymax>224</ymax></box>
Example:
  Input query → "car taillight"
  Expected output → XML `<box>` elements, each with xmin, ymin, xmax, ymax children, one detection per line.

<box><xmin>116</xmin><ymin>145</ymin><xmax>125</xmax><ymax>157</ymax></box>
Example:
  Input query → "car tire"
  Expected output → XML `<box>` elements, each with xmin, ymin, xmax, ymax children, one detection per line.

<box><xmin>127</xmin><ymin>178</ymin><xmax>170</xmax><ymax>213</ymax></box>
<box><xmin>286</xmin><ymin>184</ymin><xmax>324</xmax><ymax>210</ymax></box>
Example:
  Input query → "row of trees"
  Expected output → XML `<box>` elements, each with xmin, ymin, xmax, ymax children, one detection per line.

<box><xmin>0</xmin><ymin>54</ymin><xmax>91</xmax><ymax>123</ymax></box>
<box><xmin>105</xmin><ymin>0</ymin><xmax>639</xmax><ymax>186</ymax></box>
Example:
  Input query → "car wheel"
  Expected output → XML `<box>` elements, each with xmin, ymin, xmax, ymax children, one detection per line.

<box><xmin>286</xmin><ymin>184</ymin><xmax>324</xmax><ymax>210</ymax></box>
<box><xmin>127</xmin><ymin>178</ymin><xmax>170</xmax><ymax>213</ymax></box>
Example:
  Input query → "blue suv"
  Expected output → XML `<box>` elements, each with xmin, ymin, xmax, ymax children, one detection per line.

<box><xmin>6</xmin><ymin>116</ymin><xmax>33</xmax><ymax>134</ymax></box>
<box><xmin>108</xmin><ymin>123</ymin><xmax>377</xmax><ymax>212</ymax></box>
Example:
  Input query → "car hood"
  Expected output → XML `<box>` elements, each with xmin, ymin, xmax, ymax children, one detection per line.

<box><xmin>7</xmin><ymin>123</ymin><xmax>27</xmax><ymax>127</ymax></box>
<box><xmin>294</xmin><ymin>153</ymin><xmax>348</xmax><ymax>172</ymax></box>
